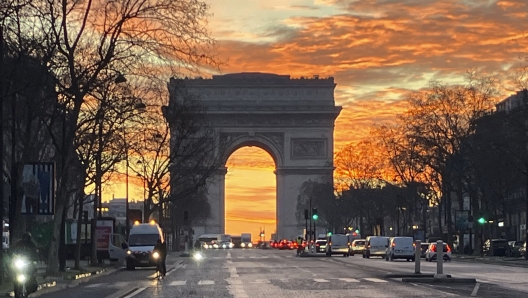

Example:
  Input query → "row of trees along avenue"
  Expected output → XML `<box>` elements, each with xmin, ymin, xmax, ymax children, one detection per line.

<box><xmin>1</xmin><ymin>0</ymin><xmax>220</xmax><ymax>276</ymax></box>
<box><xmin>307</xmin><ymin>70</ymin><xmax>528</xmax><ymax>256</ymax></box>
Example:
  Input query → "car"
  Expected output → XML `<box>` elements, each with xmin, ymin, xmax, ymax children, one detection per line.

<box><xmin>420</xmin><ymin>243</ymin><xmax>429</xmax><ymax>258</ymax></box>
<box><xmin>315</xmin><ymin>240</ymin><xmax>327</xmax><ymax>253</ymax></box>
<box><xmin>425</xmin><ymin>242</ymin><xmax>452</xmax><ymax>262</ymax></box>
<box><xmin>385</xmin><ymin>237</ymin><xmax>415</xmax><ymax>261</ymax></box>
<box><xmin>483</xmin><ymin>239</ymin><xmax>511</xmax><ymax>256</ymax></box>
<box><xmin>326</xmin><ymin>234</ymin><xmax>350</xmax><ymax>257</ymax></box>
<box><xmin>350</xmin><ymin>239</ymin><xmax>366</xmax><ymax>256</ymax></box>
<box><xmin>519</xmin><ymin>241</ymin><xmax>526</xmax><ymax>257</ymax></box>
<box><xmin>363</xmin><ymin>236</ymin><xmax>389</xmax><ymax>258</ymax></box>
<box><xmin>509</xmin><ymin>241</ymin><xmax>524</xmax><ymax>257</ymax></box>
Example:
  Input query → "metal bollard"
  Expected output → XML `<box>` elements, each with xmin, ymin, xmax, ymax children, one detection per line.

<box><xmin>414</xmin><ymin>240</ymin><xmax>421</xmax><ymax>274</ymax></box>
<box><xmin>436</xmin><ymin>240</ymin><xmax>443</xmax><ymax>275</ymax></box>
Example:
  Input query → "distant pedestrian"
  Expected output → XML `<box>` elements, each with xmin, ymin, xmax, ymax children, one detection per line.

<box><xmin>296</xmin><ymin>236</ymin><xmax>303</xmax><ymax>256</ymax></box>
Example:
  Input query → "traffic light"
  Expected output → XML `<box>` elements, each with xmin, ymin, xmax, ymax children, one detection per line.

<box><xmin>478</xmin><ymin>217</ymin><xmax>486</xmax><ymax>224</ymax></box>
<box><xmin>304</xmin><ymin>209</ymin><xmax>309</xmax><ymax>220</ymax></box>
<box><xmin>327</xmin><ymin>231</ymin><xmax>332</xmax><ymax>236</ymax></box>
<box><xmin>312</xmin><ymin>208</ymin><xmax>318</xmax><ymax>220</ymax></box>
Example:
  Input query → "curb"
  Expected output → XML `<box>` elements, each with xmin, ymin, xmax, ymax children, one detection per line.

<box><xmin>4</xmin><ymin>267</ymin><xmax>117</xmax><ymax>297</ymax></box>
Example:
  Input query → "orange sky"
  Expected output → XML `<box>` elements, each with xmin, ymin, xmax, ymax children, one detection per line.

<box><xmin>105</xmin><ymin>0</ymin><xmax>528</xmax><ymax>240</ymax></box>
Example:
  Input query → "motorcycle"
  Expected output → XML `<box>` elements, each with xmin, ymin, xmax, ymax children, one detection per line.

<box><xmin>152</xmin><ymin>251</ymin><xmax>164</xmax><ymax>280</ymax></box>
<box><xmin>12</xmin><ymin>254</ymin><xmax>35</xmax><ymax>298</ymax></box>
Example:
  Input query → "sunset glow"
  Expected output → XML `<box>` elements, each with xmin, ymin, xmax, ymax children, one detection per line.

<box><xmin>103</xmin><ymin>0</ymin><xmax>528</xmax><ymax>241</ymax></box>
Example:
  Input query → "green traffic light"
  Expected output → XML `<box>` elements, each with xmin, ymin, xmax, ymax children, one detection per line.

<box><xmin>355</xmin><ymin>229</ymin><xmax>360</xmax><ymax>233</ymax></box>
<box><xmin>327</xmin><ymin>232</ymin><xmax>332</xmax><ymax>236</ymax></box>
<box><xmin>478</xmin><ymin>217</ymin><xmax>486</xmax><ymax>224</ymax></box>
<box><xmin>312</xmin><ymin>214</ymin><xmax>318</xmax><ymax>220</ymax></box>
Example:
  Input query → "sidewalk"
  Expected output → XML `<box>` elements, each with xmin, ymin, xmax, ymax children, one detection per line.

<box><xmin>0</xmin><ymin>259</ymin><xmax>122</xmax><ymax>297</ymax></box>
<box><xmin>451</xmin><ymin>253</ymin><xmax>528</xmax><ymax>267</ymax></box>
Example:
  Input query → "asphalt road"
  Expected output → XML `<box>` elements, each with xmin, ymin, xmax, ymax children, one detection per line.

<box><xmin>33</xmin><ymin>248</ymin><xmax>528</xmax><ymax>298</ymax></box>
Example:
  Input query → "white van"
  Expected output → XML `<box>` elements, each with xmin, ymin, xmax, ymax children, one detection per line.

<box><xmin>385</xmin><ymin>237</ymin><xmax>415</xmax><ymax>261</ymax></box>
<box><xmin>326</xmin><ymin>234</ymin><xmax>350</xmax><ymax>257</ymax></box>
<box><xmin>126</xmin><ymin>222</ymin><xmax>164</xmax><ymax>270</ymax></box>
<box><xmin>363</xmin><ymin>236</ymin><xmax>389</xmax><ymax>258</ymax></box>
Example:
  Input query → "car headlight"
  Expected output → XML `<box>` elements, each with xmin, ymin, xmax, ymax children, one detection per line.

<box><xmin>248</xmin><ymin>243</ymin><xmax>252</xmax><ymax>248</ymax></box>
<box><xmin>222</xmin><ymin>244</ymin><xmax>227</xmax><ymax>249</ymax></box>
<box><xmin>17</xmin><ymin>275</ymin><xmax>26</xmax><ymax>283</ymax></box>
<box><xmin>152</xmin><ymin>251</ymin><xmax>160</xmax><ymax>259</ymax></box>
<box><xmin>127</xmin><ymin>250</ymin><xmax>132</xmax><ymax>255</ymax></box>
<box><xmin>213</xmin><ymin>244</ymin><xmax>219</xmax><ymax>249</ymax></box>
<box><xmin>194</xmin><ymin>252</ymin><xmax>203</xmax><ymax>260</ymax></box>
<box><xmin>229</xmin><ymin>243</ymin><xmax>234</xmax><ymax>248</ymax></box>
<box><xmin>241</xmin><ymin>243</ymin><xmax>245</xmax><ymax>248</ymax></box>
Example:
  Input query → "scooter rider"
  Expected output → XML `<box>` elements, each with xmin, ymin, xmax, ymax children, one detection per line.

<box><xmin>10</xmin><ymin>232</ymin><xmax>39</xmax><ymax>296</ymax></box>
<box><xmin>153</xmin><ymin>239</ymin><xmax>167</xmax><ymax>276</ymax></box>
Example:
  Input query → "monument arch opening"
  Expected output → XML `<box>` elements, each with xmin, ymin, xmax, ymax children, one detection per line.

<box><xmin>225</xmin><ymin>146</ymin><xmax>276</xmax><ymax>241</ymax></box>
<box><xmin>167</xmin><ymin>72</ymin><xmax>341</xmax><ymax>240</ymax></box>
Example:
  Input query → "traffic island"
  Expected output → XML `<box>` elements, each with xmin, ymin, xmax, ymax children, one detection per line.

<box><xmin>402</xmin><ymin>276</ymin><xmax>477</xmax><ymax>284</ymax></box>
<box><xmin>385</xmin><ymin>273</ymin><xmax>451</xmax><ymax>278</ymax></box>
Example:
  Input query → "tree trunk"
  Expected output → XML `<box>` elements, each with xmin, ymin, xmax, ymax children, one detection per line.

<box><xmin>47</xmin><ymin>203</ymin><xmax>64</xmax><ymax>274</ymax></box>
<box><xmin>74</xmin><ymin>193</ymin><xmax>83</xmax><ymax>269</ymax></box>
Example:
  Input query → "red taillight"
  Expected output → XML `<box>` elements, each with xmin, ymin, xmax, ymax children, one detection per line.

<box><xmin>316</xmin><ymin>244</ymin><xmax>320</xmax><ymax>246</ymax></box>
<box><xmin>353</xmin><ymin>243</ymin><xmax>356</xmax><ymax>247</ymax></box>
<box><xmin>447</xmin><ymin>245</ymin><xmax>451</xmax><ymax>252</ymax></box>
<box><xmin>432</xmin><ymin>245</ymin><xmax>436</xmax><ymax>252</ymax></box>
<box><xmin>391</xmin><ymin>242</ymin><xmax>396</xmax><ymax>247</ymax></box>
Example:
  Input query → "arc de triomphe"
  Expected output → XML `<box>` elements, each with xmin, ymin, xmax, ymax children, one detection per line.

<box><xmin>167</xmin><ymin>73</ymin><xmax>341</xmax><ymax>240</ymax></box>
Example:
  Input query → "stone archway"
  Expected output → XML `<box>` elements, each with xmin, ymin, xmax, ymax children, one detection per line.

<box><xmin>168</xmin><ymin>72</ymin><xmax>341</xmax><ymax>240</ymax></box>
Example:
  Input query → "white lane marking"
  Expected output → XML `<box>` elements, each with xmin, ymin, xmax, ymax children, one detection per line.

<box><xmin>227</xmin><ymin>251</ymin><xmax>232</xmax><ymax>259</ymax></box>
<box><xmin>227</xmin><ymin>260</ymin><xmax>233</xmax><ymax>264</ymax></box>
<box><xmin>86</xmin><ymin>283</ymin><xmax>103</xmax><ymax>288</ymax></box>
<box><xmin>338</xmin><ymin>278</ymin><xmax>360</xmax><ymax>283</ymax></box>
<box><xmin>169</xmin><ymin>280</ymin><xmax>187</xmax><ymax>286</ymax></box>
<box><xmin>250</xmin><ymin>279</ymin><xmax>270</xmax><ymax>284</ymax></box>
<box><xmin>198</xmin><ymin>280</ymin><xmax>215</xmax><ymax>285</ymax></box>
<box><xmin>363</xmin><ymin>278</ymin><xmax>388</xmax><ymax>283</ymax></box>
<box><xmin>471</xmin><ymin>283</ymin><xmax>480</xmax><ymax>297</ymax></box>
<box><xmin>122</xmin><ymin>287</ymin><xmax>147</xmax><ymax>298</ymax></box>
<box><xmin>314</xmin><ymin>279</ymin><xmax>329</xmax><ymax>283</ymax></box>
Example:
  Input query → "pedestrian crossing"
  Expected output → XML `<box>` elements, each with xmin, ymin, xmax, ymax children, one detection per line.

<box><xmin>83</xmin><ymin>277</ymin><xmax>389</xmax><ymax>289</ymax></box>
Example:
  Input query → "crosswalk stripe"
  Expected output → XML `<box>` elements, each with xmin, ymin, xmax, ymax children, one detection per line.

<box><xmin>169</xmin><ymin>281</ymin><xmax>187</xmax><ymax>286</ymax></box>
<box><xmin>338</xmin><ymin>278</ymin><xmax>360</xmax><ymax>283</ymax></box>
<box><xmin>198</xmin><ymin>280</ymin><xmax>215</xmax><ymax>285</ymax></box>
<box><xmin>314</xmin><ymin>279</ymin><xmax>329</xmax><ymax>283</ymax></box>
<box><xmin>363</xmin><ymin>278</ymin><xmax>387</xmax><ymax>283</ymax></box>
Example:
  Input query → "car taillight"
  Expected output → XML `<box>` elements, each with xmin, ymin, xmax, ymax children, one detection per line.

<box><xmin>391</xmin><ymin>242</ymin><xmax>396</xmax><ymax>247</ymax></box>
<box><xmin>353</xmin><ymin>243</ymin><xmax>356</xmax><ymax>247</ymax></box>
<box><xmin>329</xmin><ymin>242</ymin><xmax>332</xmax><ymax>246</ymax></box>
<box><xmin>447</xmin><ymin>245</ymin><xmax>451</xmax><ymax>252</ymax></box>
<box><xmin>432</xmin><ymin>245</ymin><xmax>436</xmax><ymax>252</ymax></box>
<box><xmin>316</xmin><ymin>244</ymin><xmax>320</xmax><ymax>246</ymax></box>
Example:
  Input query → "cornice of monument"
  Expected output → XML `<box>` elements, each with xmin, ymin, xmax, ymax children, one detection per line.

<box><xmin>170</xmin><ymin>72</ymin><xmax>335</xmax><ymax>87</ymax></box>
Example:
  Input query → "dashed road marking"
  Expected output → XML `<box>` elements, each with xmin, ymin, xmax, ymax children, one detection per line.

<box><xmin>169</xmin><ymin>280</ymin><xmax>187</xmax><ymax>286</ymax></box>
<box><xmin>338</xmin><ymin>278</ymin><xmax>360</xmax><ymax>283</ymax></box>
<box><xmin>362</xmin><ymin>278</ymin><xmax>388</xmax><ymax>283</ymax></box>
<box><xmin>197</xmin><ymin>280</ymin><xmax>215</xmax><ymax>285</ymax></box>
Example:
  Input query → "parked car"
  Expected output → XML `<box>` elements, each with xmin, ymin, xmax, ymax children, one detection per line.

<box><xmin>420</xmin><ymin>243</ymin><xmax>429</xmax><ymax>258</ymax></box>
<box><xmin>483</xmin><ymin>239</ymin><xmax>511</xmax><ymax>257</ymax></box>
<box><xmin>519</xmin><ymin>241</ymin><xmax>526</xmax><ymax>257</ymax></box>
<box><xmin>315</xmin><ymin>240</ymin><xmax>327</xmax><ymax>253</ymax></box>
<box><xmin>350</xmin><ymin>239</ymin><xmax>366</xmax><ymax>256</ymax></box>
<box><xmin>385</xmin><ymin>237</ymin><xmax>415</xmax><ymax>261</ymax></box>
<box><xmin>509</xmin><ymin>241</ymin><xmax>524</xmax><ymax>257</ymax></box>
<box><xmin>425</xmin><ymin>242</ymin><xmax>451</xmax><ymax>262</ymax></box>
